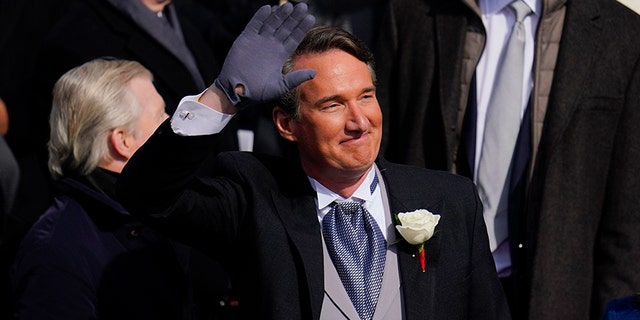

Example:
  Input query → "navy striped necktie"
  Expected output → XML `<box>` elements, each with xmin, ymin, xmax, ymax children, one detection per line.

<box><xmin>322</xmin><ymin>174</ymin><xmax>386</xmax><ymax>320</ymax></box>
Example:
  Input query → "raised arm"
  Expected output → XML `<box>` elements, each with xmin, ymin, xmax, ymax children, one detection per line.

<box><xmin>116</xmin><ymin>3</ymin><xmax>315</xmax><ymax>244</ymax></box>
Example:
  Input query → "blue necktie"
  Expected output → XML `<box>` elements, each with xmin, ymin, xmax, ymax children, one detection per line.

<box><xmin>322</xmin><ymin>175</ymin><xmax>386</xmax><ymax>320</ymax></box>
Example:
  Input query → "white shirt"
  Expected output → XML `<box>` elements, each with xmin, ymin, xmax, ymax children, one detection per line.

<box><xmin>170</xmin><ymin>92</ymin><xmax>254</xmax><ymax>151</ymax></box>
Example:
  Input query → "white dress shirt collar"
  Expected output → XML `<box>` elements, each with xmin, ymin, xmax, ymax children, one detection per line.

<box><xmin>480</xmin><ymin>0</ymin><xmax>540</xmax><ymax>17</ymax></box>
<box><xmin>311</xmin><ymin>166</ymin><xmax>377</xmax><ymax>213</ymax></box>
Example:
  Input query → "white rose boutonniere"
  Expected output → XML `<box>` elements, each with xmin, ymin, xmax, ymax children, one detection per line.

<box><xmin>395</xmin><ymin>209</ymin><xmax>441</xmax><ymax>272</ymax></box>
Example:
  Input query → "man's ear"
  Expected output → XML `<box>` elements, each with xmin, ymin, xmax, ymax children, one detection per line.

<box><xmin>109</xmin><ymin>128</ymin><xmax>134</xmax><ymax>161</ymax></box>
<box><xmin>273</xmin><ymin>106</ymin><xmax>298</xmax><ymax>142</ymax></box>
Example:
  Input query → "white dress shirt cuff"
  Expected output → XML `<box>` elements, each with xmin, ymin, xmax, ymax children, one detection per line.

<box><xmin>170</xmin><ymin>92</ymin><xmax>234</xmax><ymax>136</ymax></box>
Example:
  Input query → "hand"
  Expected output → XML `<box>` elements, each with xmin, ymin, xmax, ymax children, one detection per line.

<box><xmin>214</xmin><ymin>3</ymin><xmax>316</xmax><ymax>108</ymax></box>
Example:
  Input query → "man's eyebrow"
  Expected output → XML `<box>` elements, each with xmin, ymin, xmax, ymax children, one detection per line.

<box><xmin>314</xmin><ymin>94</ymin><xmax>340</xmax><ymax>106</ymax></box>
<box><xmin>314</xmin><ymin>86</ymin><xmax>377</xmax><ymax>106</ymax></box>
<box><xmin>362</xmin><ymin>86</ymin><xmax>376</xmax><ymax>94</ymax></box>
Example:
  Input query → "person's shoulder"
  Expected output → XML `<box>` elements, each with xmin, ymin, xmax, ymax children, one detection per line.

<box><xmin>216</xmin><ymin>151</ymin><xmax>267</xmax><ymax>167</ymax></box>
<box><xmin>14</xmin><ymin>197</ymin><xmax>103</xmax><ymax>273</ymax></box>
<box><xmin>378</xmin><ymin>159</ymin><xmax>478</xmax><ymax>206</ymax></box>
<box><xmin>19</xmin><ymin>194</ymin><xmax>93</xmax><ymax>248</ymax></box>
<box><xmin>379</xmin><ymin>159</ymin><xmax>473</xmax><ymax>187</ymax></box>
<box><xmin>215</xmin><ymin>151</ymin><xmax>302</xmax><ymax>178</ymax></box>
<box><xmin>217</xmin><ymin>151</ymin><xmax>298</xmax><ymax>168</ymax></box>
<box><xmin>378</xmin><ymin>160</ymin><xmax>479</xmax><ymax>218</ymax></box>
<box><xmin>214</xmin><ymin>152</ymin><xmax>309</xmax><ymax>192</ymax></box>
<box><xmin>587</xmin><ymin>0</ymin><xmax>640</xmax><ymax>26</ymax></box>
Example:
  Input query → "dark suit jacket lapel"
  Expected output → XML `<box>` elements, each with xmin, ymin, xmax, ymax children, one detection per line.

<box><xmin>540</xmin><ymin>0</ymin><xmax>602</xmax><ymax>160</ymax></box>
<box><xmin>271</xmin><ymin>163</ymin><xmax>325</xmax><ymax>320</ymax></box>
<box><xmin>377</xmin><ymin>159</ymin><xmax>443</xmax><ymax>320</ymax></box>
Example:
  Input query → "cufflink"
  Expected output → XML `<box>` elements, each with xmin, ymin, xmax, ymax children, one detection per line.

<box><xmin>179</xmin><ymin>111</ymin><xmax>195</xmax><ymax>120</ymax></box>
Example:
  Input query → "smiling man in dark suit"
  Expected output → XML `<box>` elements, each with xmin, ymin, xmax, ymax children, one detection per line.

<box><xmin>117</xmin><ymin>3</ymin><xmax>510</xmax><ymax>319</ymax></box>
